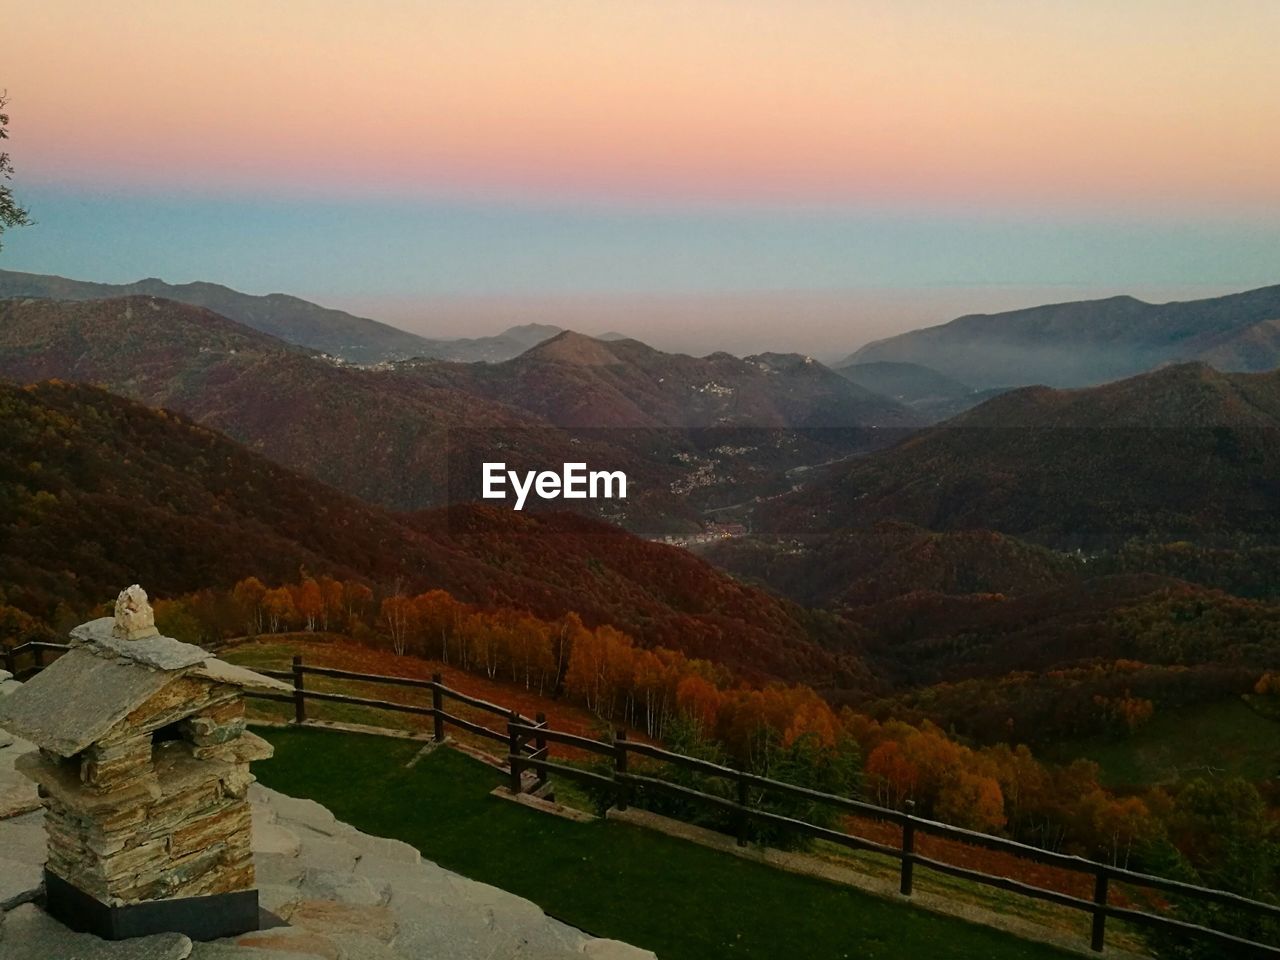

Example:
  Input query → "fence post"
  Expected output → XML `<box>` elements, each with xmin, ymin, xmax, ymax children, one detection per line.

<box><xmin>507</xmin><ymin>711</ymin><xmax>523</xmax><ymax>795</ymax></box>
<box><xmin>292</xmin><ymin>655</ymin><xmax>306</xmax><ymax>724</ymax></box>
<box><xmin>1091</xmin><ymin>867</ymin><xmax>1109</xmax><ymax>952</ymax></box>
<box><xmin>32</xmin><ymin>645</ymin><xmax>45</xmax><ymax>671</ymax></box>
<box><xmin>900</xmin><ymin>799</ymin><xmax>916</xmax><ymax>896</ymax></box>
<box><xmin>735</xmin><ymin>773</ymin><xmax>750</xmax><ymax>847</ymax></box>
<box><xmin>534</xmin><ymin>712</ymin><xmax>548</xmax><ymax>790</ymax></box>
<box><xmin>431</xmin><ymin>673</ymin><xmax>445</xmax><ymax>742</ymax></box>
<box><xmin>614</xmin><ymin>729</ymin><xmax>629</xmax><ymax>811</ymax></box>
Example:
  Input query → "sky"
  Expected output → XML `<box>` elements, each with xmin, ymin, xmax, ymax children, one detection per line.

<box><xmin>3</xmin><ymin>1</ymin><xmax>1279</xmax><ymax>357</ymax></box>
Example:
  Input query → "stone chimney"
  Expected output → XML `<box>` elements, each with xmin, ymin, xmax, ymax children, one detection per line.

<box><xmin>0</xmin><ymin>585</ymin><xmax>292</xmax><ymax>941</ymax></box>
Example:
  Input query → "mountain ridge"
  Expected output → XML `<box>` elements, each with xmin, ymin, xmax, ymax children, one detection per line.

<box><xmin>0</xmin><ymin>296</ymin><xmax>916</xmax><ymax>527</ymax></box>
<box><xmin>758</xmin><ymin>361</ymin><xmax>1280</xmax><ymax>548</ymax></box>
<box><xmin>0</xmin><ymin>268</ymin><xmax>565</xmax><ymax>363</ymax></box>
<box><xmin>424</xmin><ymin>329</ymin><xmax>919</xmax><ymax>431</ymax></box>
<box><xmin>847</xmin><ymin>284</ymin><xmax>1280</xmax><ymax>389</ymax></box>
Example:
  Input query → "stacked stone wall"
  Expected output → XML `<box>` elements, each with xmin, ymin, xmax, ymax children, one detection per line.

<box><xmin>20</xmin><ymin>691</ymin><xmax>269</xmax><ymax>904</ymax></box>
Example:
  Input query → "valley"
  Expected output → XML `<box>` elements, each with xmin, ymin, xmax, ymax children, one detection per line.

<box><xmin>3</xmin><ymin>273</ymin><xmax>1280</xmax><ymax>957</ymax></box>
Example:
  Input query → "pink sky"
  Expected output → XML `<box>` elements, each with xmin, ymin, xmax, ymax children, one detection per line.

<box><xmin>5</xmin><ymin>0</ymin><xmax>1278</xmax><ymax>357</ymax></box>
<box><xmin>8</xmin><ymin>1</ymin><xmax>1280</xmax><ymax>214</ymax></box>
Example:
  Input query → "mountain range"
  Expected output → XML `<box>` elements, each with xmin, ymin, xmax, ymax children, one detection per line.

<box><xmin>0</xmin><ymin>295</ymin><xmax>912</xmax><ymax>528</ymax></box>
<box><xmin>6</xmin><ymin>272</ymin><xmax>1280</xmax><ymax>730</ymax></box>
<box><xmin>847</xmin><ymin>285</ymin><xmax>1280</xmax><ymax>390</ymax></box>
<box><xmin>0</xmin><ymin>268</ymin><xmax>563</xmax><ymax>364</ymax></box>
<box><xmin>402</xmin><ymin>330</ymin><xmax>913</xmax><ymax>430</ymax></box>
<box><xmin>758</xmin><ymin>361</ymin><xmax>1280</xmax><ymax>549</ymax></box>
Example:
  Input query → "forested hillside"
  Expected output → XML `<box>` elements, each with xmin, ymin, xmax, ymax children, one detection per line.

<box><xmin>762</xmin><ymin>362</ymin><xmax>1280</xmax><ymax>548</ymax></box>
<box><xmin>0</xmin><ymin>379</ymin><xmax>856</xmax><ymax>685</ymax></box>
<box><xmin>0</xmin><ymin>296</ymin><xmax>918</xmax><ymax>528</ymax></box>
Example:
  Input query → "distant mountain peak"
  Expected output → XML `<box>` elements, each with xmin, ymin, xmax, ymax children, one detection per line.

<box><xmin>496</xmin><ymin>322</ymin><xmax>565</xmax><ymax>343</ymax></box>
<box><xmin>518</xmin><ymin>329</ymin><xmax>622</xmax><ymax>365</ymax></box>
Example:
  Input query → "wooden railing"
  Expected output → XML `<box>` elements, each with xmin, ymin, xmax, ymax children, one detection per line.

<box><xmin>2</xmin><ymin>640</ymin><xmax>71</xmax><ymax>680</ymax></box>
<box><xmin>251</xmin><ymin>656</ymin><xmax>547</xmax><ymax>754</ymax></box>
<box><xmin>11</xmin><ymin>648</ymin><xmax>1279</xmax><ymax>957</ymax></box>
<box><xmin>504</xmin><ymin>719</ymin><xmax>1280</xmax><ymax>958</ymax></box>
<box><xmin>262</xmin><ymin>658</ymin><xmax>1280</xmax><ymax>957</ymax></box>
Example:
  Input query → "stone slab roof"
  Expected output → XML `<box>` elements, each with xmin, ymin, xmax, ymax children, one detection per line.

<box><xmin>189</xmin><ymin>658</ymin><xmax>292</xmax><ymax>695</ymax></box>
<box><xmin>72</xmin><ymin>617</ymin><xmax>210</xmax><ymax>671</ymax></box>
<box><xmin>0</xmin><ymin>648</ymin><xmax>175</xmax><ymax>756</ymax></box>
<box><xmin>0</xmin><ymin>627</ymin><xmax>290</xmax><ymax>757</ymax></box>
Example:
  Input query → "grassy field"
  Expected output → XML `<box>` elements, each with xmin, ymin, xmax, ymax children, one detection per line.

<box><xmin>1051</xmin><ymin>697</ymin><xmax>1280</xmax><ymax>788</ymax></box>
<box><xmin>255</xmin><ymin>727</ymin><xmax>1076</xmax><ymax>960</ymax></box>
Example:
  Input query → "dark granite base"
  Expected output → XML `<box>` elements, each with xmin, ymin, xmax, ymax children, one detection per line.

<box><xmin>43</xmin><ymin>870</ymin><xmax>261</xmax><ymax>941</ymax></box>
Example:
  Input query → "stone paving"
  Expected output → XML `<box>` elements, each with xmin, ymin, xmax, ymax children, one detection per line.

<box><xmin>0</xmin><ymin>686</ymin><xmax>655</xmax><ymax>960</ymax></box>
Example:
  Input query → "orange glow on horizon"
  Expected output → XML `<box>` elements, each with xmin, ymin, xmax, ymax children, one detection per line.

<box><xmin>8</xmin><ymin>1</ymin><xmax>1280</xmax><ymax>212</ymax></box>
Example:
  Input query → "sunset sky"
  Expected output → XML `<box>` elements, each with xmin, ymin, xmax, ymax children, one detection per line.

<box><xmin>4</xmin><ymin>1</ymin><xmax>1278</xmax><ymax>356</ymax></box>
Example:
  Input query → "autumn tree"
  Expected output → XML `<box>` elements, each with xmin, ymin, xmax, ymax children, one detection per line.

<box><xmin>153</xmin><ymin>598</ymin><xmax>202</xmax><ymax>645</ymax></box>
<box><xmin>292</xmin><ymin>578</ymin><xmax>324</xmax><ymax>632</ymax></box>
<box><xmin>0</xmin><ymin>603</ymin><xmax>54</xmax><ymax>651</ymax></box>
<box><xmin>936</xmin><ymin>770</ymin><xmax>1006</xmax><ymax>833</ymax></box>
<box><xmin>232</xmin><ymin>577</ymin><xmax>267</xmax><ymax>635</ymax></box>
<box><xmin>506</xmin><ymin>613</ymin><xmax>554</xmax><ymax>692</ymax></box>
<box><xmin>675</xmin><ymin>675</ymin><xmax>722</xmax><ymax>739</ymax></box>
<box><xmin>552</xmin><ymin>613</ymin><xmax>591</xmax><ymax>694</ymax></box>
<box><xmin>343</xmin><ymin>581</ymin><xmax>374</xmax><ymax>626</ymax></box>
<box><xmin>415</xmin><ymin>590</ymin><xmax>460</xmax><ymax>662</ymax></box>
<box><xmin>132</xmin><ymin>572</ymin><xmax>1199</xmax><ymax>875</ymax></box>
<box><xmin>318</xmin><ymin>575</ymin><xmax>344</xmax><ymax>632</ymax></box>
<box><xmin>380</xmin><ymin>595</ymin><xmax>417</xmax><ymax>656</ymax></box>
<box><xmin>564</xmin><ymin>626</ymin><xmax>609</xmax><ymax>714</ymax></box>
<box><xmin>1147</xmin><ymin>778</ymin><xmax>1280</xmax><ymax>957</ymax></box>
<box><xmin>261</xmin><ymin>587</ymin><xmax>296</xmax><ymax>633</ymax></box>
<box><xmin>1073</xmin><ymin>791</ymin><xmax>1153</xmax><ymax>868</ymax></box>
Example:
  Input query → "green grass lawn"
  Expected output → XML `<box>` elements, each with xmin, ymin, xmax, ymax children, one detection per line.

<box><xmin>255</xmin><ymin>727</ymin><xmax>1073</xmax><ymax>960</ymax></box>
<box><xmin>1051</xmin><ymin>697</ymin><xmax>1280</xmax><ymax>788</ymax></box>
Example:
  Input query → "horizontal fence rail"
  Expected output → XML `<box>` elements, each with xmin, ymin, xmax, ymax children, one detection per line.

<box><xmin>2</xmin><ymin>640</ymin><xmax>71</xmax><ymax>680</ymax></box>
<box><xmin>582</xmin><ymin>725</ymin><xmax>1280</xmax><ymax>958</ymax></box>
<box><xmin>259</xmin><ymin>657</ymin><xmax>539</xmax><ymax>746</ymax></box>
<box><xmin>10</xmin><ymin>648</ymin><xmax>1278</xmax><ymax>958</ymax></box>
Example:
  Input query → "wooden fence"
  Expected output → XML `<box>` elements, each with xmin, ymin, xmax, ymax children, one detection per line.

<box><xmin>251</xmin><ymin>657</ymin><xmax>549</xmax><ymax>763</ymax></box>
<box><xmin>7</xmin><ymin>645</ymin><xmax>1279</xmax><ymax>957</ymax></box>
<box><xmin>503</xmin><ymin>721</ymin><xmax>1280</xmax><ymax>958</ymax></box>
<box><xmin>2</xmin><ymin>640</ymin><xmax>71</xmax><ymax>679</ymax></box>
